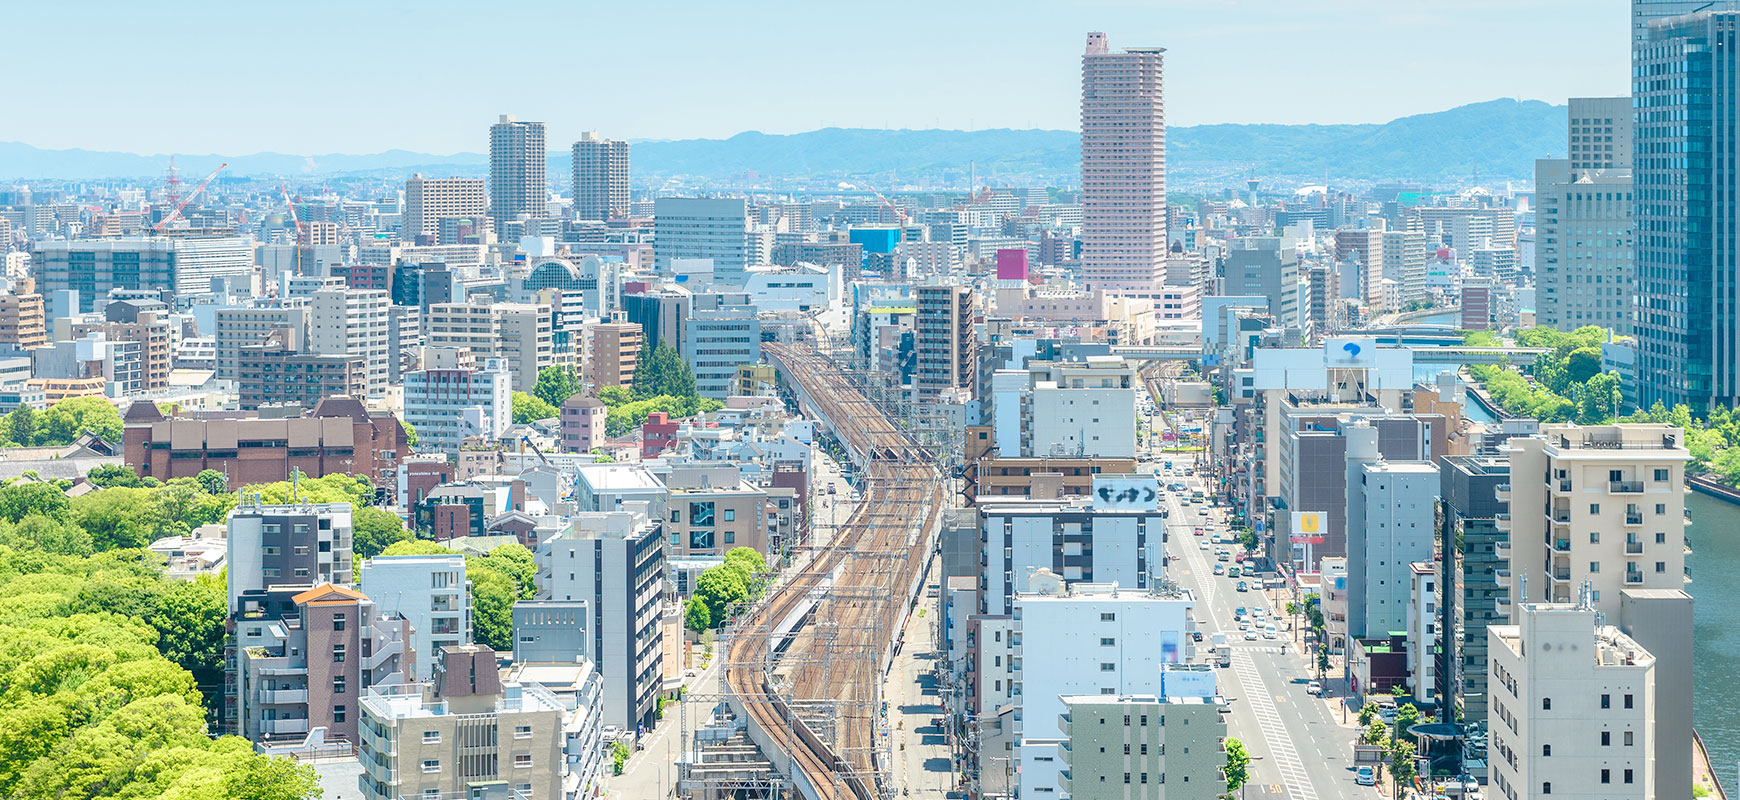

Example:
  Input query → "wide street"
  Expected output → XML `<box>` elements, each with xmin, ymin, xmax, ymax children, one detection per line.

<box><xmin>1146</xmin><ymin>395</ymin><xmax>1372</xmax><ymax>800</ymax></box>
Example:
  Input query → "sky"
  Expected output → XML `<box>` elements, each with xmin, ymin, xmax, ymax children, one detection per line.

<box><xmin>12</xmin><ymin>0</ymin><xmax>1628</xmax><ymax>155</ymax></box>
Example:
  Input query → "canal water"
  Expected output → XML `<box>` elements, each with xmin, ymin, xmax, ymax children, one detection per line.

<box><xmin>1689</xmin><ymin>490</ymin><xmax>1740</xmax><ymax>771</ymax></box>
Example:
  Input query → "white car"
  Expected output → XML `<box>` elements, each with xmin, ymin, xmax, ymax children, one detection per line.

<box><xmin>1244</xmin><ymin>630</ymin><xmax>1259</xmax><ymax>641</ymax></box>
<box><xmin>1306</xmin><ymin>681</ymin><xmax>1322</xmax><ymax>696</ymax></box>
<box><xmin>1262</xmin><ymin>628</ymin><xmax>1278</xmax><ymax>640</ymax></box>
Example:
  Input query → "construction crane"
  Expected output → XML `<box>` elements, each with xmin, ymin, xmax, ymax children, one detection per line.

<box><xmin>518</xmin><ymin>435</ymin><xmax>552</xmax><ymax>467</ymax></box>
<box><xmin>279</xmin><ymin>185</ymin><xmax>308</xmax><ymax>278</ymax></box>
<box><xmin>152</xmin><ymin>162</ymin><xmax>226</xmax><ymax>233</ymax></box>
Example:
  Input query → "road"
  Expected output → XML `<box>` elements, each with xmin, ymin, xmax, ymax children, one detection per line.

<box><xmin>1145</xmin><ymin>400</ymin><xmax>1370</xmax><ymax>800</ymax></box>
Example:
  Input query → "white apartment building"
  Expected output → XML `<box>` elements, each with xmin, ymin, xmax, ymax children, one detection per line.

<box><xmin>424</xmin><ymin>302</ymin><xmax>554</xmax><ymax>392</ymax></box>
<box><xmin>1535</xmin><ymin>97</ymin><xmax>1634</xmax><ymax>334</ymax></box>
<box><xmin>402</xmin><ymin>359</ymin><xmax>512</xmax><ymax>453</ymax></box>
<box><xmin>358</xmin><ymin>554</ymin><xmax>472</xmax><ymax>682</ymax></box>
<box><xmin>1500</xmin><ymin>424</ymin><xmax>1689</xmax><ymax>612</ymax></box>
<box><xmin>534</xmin><ymin>511</ymin><xmax>665</xmax><ymax>732</ymax></box>
<box><xmin>1012</xmin><ymin>570</ymin><xmax>1197</xmax><ymax>799</ymax></box>
<box><xmin>1345</xmin><ymin>460</ymin><xmax>1437</xmax><ymax>639</ymax></box>
<box><xmin>978</xmin><ymin>488</ymin><xmax>1165</xmax><ymax>615</ymax></box>
<box><xmin>1488</xmin><ymin>602</ymin><xmax>1655</xmax><ymax>800</ymax></box>
<box><xmin>994</xmin><ymin>356</ymin><xmax>1139</xmax><ymax>459</ymax></box>
<box><xmin>310</xmin><ymin>288</ymin><xmax>390</xmax><ymax>395</ymax></box>
<box><xmin>1407</xmin><ymin>561</ymin><xmax>1437</xmax><ymax>704</ymax></box>
<box><xmin>213</xmin><ymin>306</ymin><xmax>307</xmax><ymax>381</ymax></box>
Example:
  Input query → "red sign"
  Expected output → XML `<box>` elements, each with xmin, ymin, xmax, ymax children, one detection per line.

<box><xmin>1288</xmin><ymin>535</ymin><xmax>1326</xmax><ymax>544</ymax></box>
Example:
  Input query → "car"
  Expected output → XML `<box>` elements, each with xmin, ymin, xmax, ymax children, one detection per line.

<box><xmin>1244</xmin><ymin>630</ymin><xmax>1259</xmax><ymax>640</ymax></box>
<box><xmin>1262</xmin><ymin>628</ymin><xmax>1278</xmax><ymax>640</ymax></box>
<box><xmin>1213</xmin><ymin>564</ymin><xmax>1226</xmax><ymax>576</ymax></box>
<box><xmin>1197</xmin><ymin>508</ymin><xmax>1210</xmax><ymax>517</ymax></box>
<box><xmin>1307</xmin><ymin>681</ymin><xmax>1322</xmax><ymax>696</ymax></box>
<box><xmin>1356</xmin><ymin>766</ymin><xmax>1377</xmax><ymax>786</ymax></box>
<box><xmin>1236</xmin><ymin>581</ymin><xmax>1249</xmax><ymax>592</ymax></box>
<box><xmin>1194</xmin><ymin>527</ymin><xmax>1205</xmax><ymax>536</ymax></box>
<box><xmin>1238</xmin><ymin>620</ymin><xmax>1250</xmax><ymax>631</ymax></box>
<box><xmin>602</xmin><ymin>725</ymin><xmax>621</xmax><ymax>741</ymax></box>
<box><xmin>1234</xmin><ymin>607</ymin><xmax>1247</xmax><ymax>617</ymax></box>
<box><xmin>1192</xmin><ymin>631</ymin><xmax>1204</xmax><ymax>642</ymax></box>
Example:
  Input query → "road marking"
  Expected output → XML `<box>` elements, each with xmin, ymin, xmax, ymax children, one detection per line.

<box><xmin>1233</xmin><ymin>652</ymin><xmax>1320</xmax><ymax>800</ymax></box>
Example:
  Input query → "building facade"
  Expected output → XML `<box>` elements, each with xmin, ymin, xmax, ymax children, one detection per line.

<box><xmin>1080</xmin><ymin>32</ymin><xmax>1167</xmax><ymax>295</ymax></box>
<box><xmin>489</xmin><ymin>115</ymin><xmax>547</xmax><ymax>232</ymax></box>
<box><xmin>572</xmin><ymin>132</ymin><xmax>630</xmax><ymax>222</ymax></box>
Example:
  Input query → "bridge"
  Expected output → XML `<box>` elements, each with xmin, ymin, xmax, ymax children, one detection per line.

<box><xmin>687</xmin><ymin>343</ymin><xmax>946</xmax><ymax>800</ymax></box>
<box><xmin>1111</xmin><ymin>344</ymin><xmax>1546</xmax><ymax>366</ymax></box>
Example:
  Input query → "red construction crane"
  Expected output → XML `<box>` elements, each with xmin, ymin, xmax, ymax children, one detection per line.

<box><xmin>279</xmin><ymin>185</ymin><xmax>309</xmax><ymax>277</ymax></box>
<box><xmin>152</xmin><ymin>162</ymin><xmax>226</xmax><ymax>233</ymax></box>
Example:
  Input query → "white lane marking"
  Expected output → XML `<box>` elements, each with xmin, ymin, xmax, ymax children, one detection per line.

<box><xmin>1233</xmin><ymin>652</ymin><xmax>1321</xmax><ymax>800</ymax></box>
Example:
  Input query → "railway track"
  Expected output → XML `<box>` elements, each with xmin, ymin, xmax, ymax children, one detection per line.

<box><xmin>721</xmin><ymin>344</ymin><xmax>945</xmax><ymax>800</ymax></box>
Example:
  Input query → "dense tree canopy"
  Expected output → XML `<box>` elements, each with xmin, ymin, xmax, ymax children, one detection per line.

<box><xmin>532</xmin><ymin>366</ymin><xmax>578</xmax><ymax>408</ymax></box>
<box><xmin>632</xmin><ymin>345</ymin><xmax>697</xmax><ymax>401</ymax></box>
<box><xmin>0</xmin><ymin>396</ymin><xmax>124</xmax><ymax>447</ymax></box>
<box><xmin>512</xmin><ymin>392</ymin><xmax>559</xmax><ymax>425</ymax></box>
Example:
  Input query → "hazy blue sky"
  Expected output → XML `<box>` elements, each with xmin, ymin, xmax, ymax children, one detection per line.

<box><xmin>14</xmin><ymin>0</ymin><xmax>1625</xmax><ymax>155</ymax></box>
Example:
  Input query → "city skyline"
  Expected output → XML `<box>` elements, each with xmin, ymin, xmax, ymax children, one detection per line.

<box><xmin>9</xmin><ymin>0</ymin><xmax>1626</xmax><ymax>155</ymax></box>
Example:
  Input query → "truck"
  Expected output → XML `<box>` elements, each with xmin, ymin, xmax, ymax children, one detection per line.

<box><xmin>1212</xmin><ymin>633</ymin><xmax>1231</xmax><ymax>667</ymax></box>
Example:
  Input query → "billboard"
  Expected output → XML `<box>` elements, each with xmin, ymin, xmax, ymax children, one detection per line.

<box><xmin>1289</xmin><ymin>511</ymin><xmax>1326</xmax><ymax>544</ymax></box>
<box><xmin>1324</xmin><ymin>337</ymin><xmax>1378</xmax><ymax>367</ymax></box>
<box><xmin>1092</xmin><ymin>475</ymin><xmax>1160</xmax><ymax>511</ymax></box>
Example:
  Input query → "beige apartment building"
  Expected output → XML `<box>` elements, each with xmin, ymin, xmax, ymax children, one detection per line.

<box><xmin>0</xmin><ymin>290</ymin><xmax>46</xmax><ymax>351</ymax></box>
<box><xmin>1500</xmin><ymin>424</ymin><xmax>1690</xmax><ymax>610</ymax></box>
<box><xmin>404</xmin><ymin>174</ymin><xmax>487</xmax><ymax>244</ymax></box>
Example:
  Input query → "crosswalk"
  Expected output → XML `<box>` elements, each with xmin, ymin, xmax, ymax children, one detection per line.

<box><xmin>1232</xmin><ymin>652</ymin><xmax>1320</xmax><ymax>800</ymax></box>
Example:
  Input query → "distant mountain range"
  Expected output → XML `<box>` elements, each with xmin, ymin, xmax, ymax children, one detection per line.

<box><xmin>0</xmin><ymin>99</ymin><xmax>1566</xmax><ymax>186</ymax></box>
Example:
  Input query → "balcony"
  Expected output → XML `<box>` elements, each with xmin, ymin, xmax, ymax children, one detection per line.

<box><xmin>257</xmin><ymin>688</ymin><xmax>309</xmax><ymax>705</ymax></box>
<box><xmin>1548</xmin><ymin>567</ymin><xmax>1572</xmax><ymax>583</ymax></box>
<box><xmin>1494</xmin><ymin>483</ymin><xmax>1511</xmax><ymax>501</ymax></box>
<box><xmin>1494</xmin><ymin>569</ymin><xmax>1511</xmax><ymax>588</ymax></box>
<box><xmin>1686</xmin><ymin>536</ymin><xmax>1695</xmax><ymax>555</ymax></box>
<box><xmin>1495</xmin><ymin>541</ymin><xmax>1512</xmax><ymax>559</ymax></box>
<box><xmin>1624</xmin><ymin>571</ymin><xmax>1645</xmax><ymax>585</ymax></box>
<box><xmin>1547</xmin><ymin>509</ymin><xmax>1571</xmax><ymax>525</ymax></box>
<box><xmin>1625</xmin><ymin>542</ymin><xmax>1644</xmax><ymax>555</ymax></box>
<box><xmin>261</xmin><ymin>717</ymin><xmax>310</xmax><ymax>735</ymax></box>
<box><xmin>1549</xmin><ymin>538</ymin><xmax>1571</xmax><ymax>554</ymax></box>
<box><xmin>1625</xmin><ymin>512</ymin><xmax>1644</xmax><ymax>526</ymax></box>
<box><xmin>1558</xmin><ymin>479</ymin><xmax>1573</xmax><ymax>493</ymax></box>
<box><xmin>1610</xmin><ymin>480</ymin><xmax>1644</xmax><ymax>494</ymax></box>
<box><xmin>1496</xmin><ymin>597</ymin><xmax>1513</xmax><ymax>616</ymax></box>
<box><xmin>1494</xmin><ymin>513</ymin><xmax>1511</xmax><ymax>532</ymax></box>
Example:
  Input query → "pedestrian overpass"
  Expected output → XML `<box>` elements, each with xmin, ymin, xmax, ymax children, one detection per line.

<box><xmin>1110</xmin><ymin>345</ymin><xmax>1548</xmax><ymax>366</ymax></box>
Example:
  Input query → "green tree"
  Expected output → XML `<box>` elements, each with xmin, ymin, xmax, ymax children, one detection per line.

<box><xmin>86</xmin><ymin>465</ymin><xmax>151</xmax><ymax>488</ymax></box>
<box><xmin>694</xmin><ymin>564</ymin><xmax>749</xmax><ymax>627</ymax></box>
<box><xmin>1223</xmin><ymin>737</ymin><xmax>1251</xmax><ymax>796</ymax></box>
<box><xmin>1389</xmin><ymin>738</ymin><xmax>1418</xmax><ymax>796</ymax></box>
<box><xmin>685</xmin><ymin>596</ymin><xmax>712</xmax><ymax>634</ymax></box>
<box><xmin>401</xmin><ymin>419</ymin><xmax>419</xmax><ymax>448</ymax></box>
<box><xmin>1393</xmin><ymin>703</ymin><xmax>1421</xmax><ymax>741</ymax></box>
<box><xmin>0</xmin><ymin>483</ymin><xmax>70</xmax><ymax>523</ymax></box>
<box><xmin>192</xmin><ymin>469</ymin><xmax>229</xmax><ymax>496</ymax></box>
<box><xmin>1357</xmin><ymin>701</ymin><xmax>1378</xmax><ymax>729</ymax></box>
<box><xmin>633</xmin><ymin>345</ymin><xmax>697</xmax><ymax>401</ymax></box>
<box><xmin>381</xmin><ymin>539</ymin><xmax>457</xmax><ymax>557</ymax></box>
<box><xmin>532</xmin><ymin>366</ymin><xmax>578</xmax><ymax>408</ymax></box>
<box><xmin>611</xmin><ymin>741</ymin><xmax>630</xmax><ymax>775</ymax></box>
<box><xmin>469</xmin><ymin>568</ymin><xmax>518</xmax><ymax>651</ymax></box>
<box><xmin>353</xmin><ymin>507</ymin><xmax>413</xmax><ymax>559</ymax></box>
<box><xmin>1363</xmin><ymin>719</ymin><xmax>1388</xmax><ymax>745</ymax></box>
<box><xmin>597</xmin><ymin>385</ymin><xmax>634</xmax><ymax>407</ymax></box>
<box><xmin>5</xmin><ymin>405</ymin><xmax>40</xmax><ymax>446</ymax></box>
<box><xmin>512</xmin><ymin>392</ymin><xmax>559</xmax><ymax>425</ymax></box>
<box><xmin>43</xmin><ymin>396</ymin><xmax>124</xmax><ymax>444</ymax></box>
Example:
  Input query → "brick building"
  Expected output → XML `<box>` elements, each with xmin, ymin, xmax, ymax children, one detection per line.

<box><xmin>124</xmin><ymin>396</ymin><xmax>408</xmax><ymax>492</ymax></box>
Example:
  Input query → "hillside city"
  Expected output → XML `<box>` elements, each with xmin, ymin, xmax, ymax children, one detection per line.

<box><xmin>0</xmin><ymin>5</ymin><xmax>1729</xmax><ymax>800</ymax></box>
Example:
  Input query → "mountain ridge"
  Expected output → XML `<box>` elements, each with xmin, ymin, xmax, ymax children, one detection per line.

<box><xmin>0</xmin><ymin>99</ymin><xmax>1565</xmax><ymax>185</ymax></box>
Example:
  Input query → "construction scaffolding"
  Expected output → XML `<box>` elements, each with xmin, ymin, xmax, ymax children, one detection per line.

<box><xmin>679</xmin><ymin>344</ymin><xmax>948</xmax><ymax>800</ymax></box>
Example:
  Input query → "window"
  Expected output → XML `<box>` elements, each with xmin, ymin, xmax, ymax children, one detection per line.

<box><xmin>1590</xmin><ymin>562</ymin><xmax>1601</xmax><ymax>573</ymax></box>
<box><xmin>1140</xmin><ymin>743</ymin><xmax>1148</xmax><ymax>755</ymax></box>
<box><xmin>1655</xmin><ymin>469</ymin><xmax>1669</xmax><ymax>481</ymax></box>
<box><xmin>1625</xmin><ymin>770</ymin><xmax>1634</xmax><ymax>784</ymax></box>
<box><xmin>1100</xmin><ymin>612</ymin><xmax>1116</xmax><ymax>622</ymax></box>
<box><xmin>1601</xmin><ymin>694</ymin><xmax>1611</xmax><ymax>709</ymax></box>
<box><xmin>333</xmin><ymin>704</ymin><xmax>346</xmax><ymax>723</ymax></box>
<box><xmin>1123</xmin><ymin>715</ymin><xmax>1131</xmax><ymax>725</ymax></box>
<box><xmin>724</xmin><ymin>509</ymin><xmax>735</xmax><ymax>522</ymax></box>
<box><xmin>422</xmin><ymin>759</ymin><xmax>441</xmax><ymax>774</ymax></box>
<box><xmin>332</xmin><ymin>644</ymin><xmax>346</xmax><ymax>663</ymax></box>
<box><xmin>333</xmin><ymin>614</ymin><xmax>346</xmax><ymax>632</ymax></box>
<box><xmin>1141</xmin><ymin>773</ymin><xmax>1149</xmax><ymax>784</ymax></box>
<box><xmin>1625</xmin><ymin>731</ymin><xmax>1634</xmax><ymax>746</ymax></box>
<box><xmin>515</xmin><ymin>724</ymin><xmax>533</xmax><ymax>739</ymax></box>
<box><xmin>1543</xmin><ymin>783</ymin><xmax>1551</xmax><ymax>795</ymax></box>
<box><xmin>423</xmin><ymin>730</ymin><xmax>441</xmax><ymax>744</ymax></box>
<box><xmin>1655</xmin><ymin>503</ymin><xmax>1667</xmax><ymax>514</ymax></box>
<box><xmin>424</xmin><ymin>790</ymin><xmax>440</xmax><ymax>800</ymax></box>
<box><xmin>1590</xmin><ymin>532</ymin><xmax>1601</xmax><ymax>544</ymax></box>
<box><xmin>1590</xmin><ymin>504</ymin><xmax>1600</xmax><ymax>514</ymax></box>
<box><xmin>1124</xmin><ymin>774</ymin><xmax>1131</xmax><ymax>785</ymax></box>
<box><xmin>1601</xmin><ymin>770</ymin><xmax>1611</xmax><ymax>784</ymax></box>
<box><xmin>515</xmin><ymin>754</ymin><xmax>533</xmax><ymax>768</ymax></box>
<box><xmin>1123</xmin><ymin>744</ymin><xmax>1131</xmax><ymax>755</ymax></box>
<box><xmin>1542</xmin><ymin>744</ymin><xmax>1551</xmax><ymax>756</ymax></box>
<box><xmin>1101</xmin><ymin>637</ymin><xmax>1116</xmax><ymax>646</ymax></box>
<box><xmin>333</xmin><ymin>676</ymin><xmax>346</xmax><ymax>694</ymax></box>
<box><xmin>1101</xmin><ymin>663</ymin><xmax>1116</xmax><ymax>672</ymax></box>
<box><xmin>1624</xmin><ymin>694</ymin><xmax>1633</xmax><ymax>709</ymax></box>
<box><xmin>1542</xmin><ymin>698</ymin><xmax>1552</xmax><ymax>711</ymax></box>
<box><xmin>1601</xmin><ymin>731</ymin><xmax>1611</xmax><ymax>746</ymax></box>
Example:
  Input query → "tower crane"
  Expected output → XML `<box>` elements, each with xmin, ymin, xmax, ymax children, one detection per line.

<box><xmin>152</xmin><ymin>162</ymin><xmax>226</xmax><ymax>233</ymax></box>
<box><xmin>280</xmin><ymin>185</ymin><xmax>308</xmax><ymax>277</ymax></box>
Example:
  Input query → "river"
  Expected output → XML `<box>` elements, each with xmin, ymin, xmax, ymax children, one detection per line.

<box><xmin>1690</xmin><ymin>490</ymin><xmax>1740</xmax><ymax>772</ymax></box>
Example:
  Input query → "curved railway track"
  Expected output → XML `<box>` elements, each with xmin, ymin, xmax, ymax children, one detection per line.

<box><xmin>723</xmin><ymin>344</ymin><xmax>945</xmax><ymax>800</ymax></box>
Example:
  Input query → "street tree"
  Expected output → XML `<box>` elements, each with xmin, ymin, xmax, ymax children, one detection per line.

<box><xmin>1223</xmin><ymin>737</ymin><xmax>1251</xmax><ymax>797</ymax></box>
